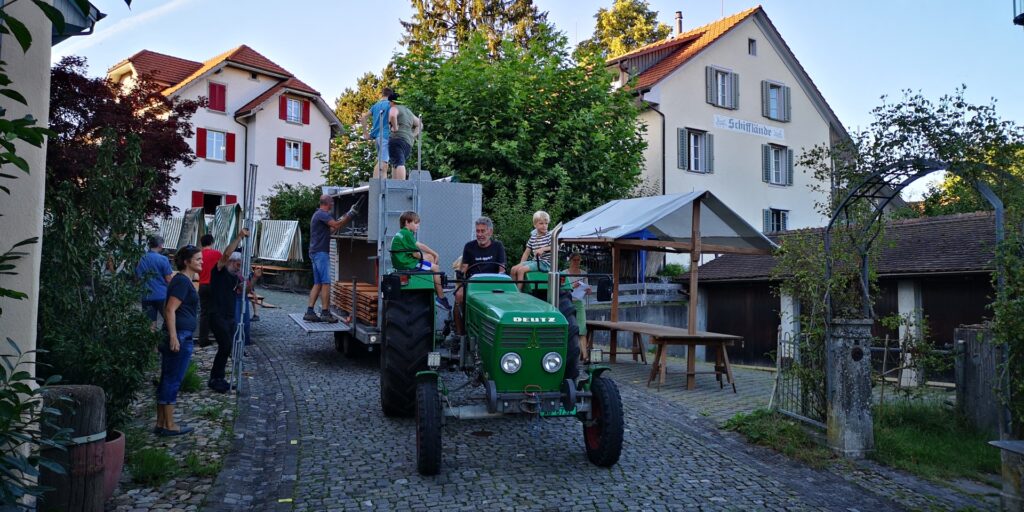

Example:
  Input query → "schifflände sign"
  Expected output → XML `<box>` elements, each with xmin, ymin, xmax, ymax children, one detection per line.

<box><xmin>713</xmin><ymin>115</ymin><xmax>785</xmax><ymax>141</ymax></box>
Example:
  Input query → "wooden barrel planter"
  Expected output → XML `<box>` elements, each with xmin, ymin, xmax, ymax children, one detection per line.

<box><xmin>39</xmin><ymin>385</ymin><xmax>106</xmax><ymax>512</ymax></box>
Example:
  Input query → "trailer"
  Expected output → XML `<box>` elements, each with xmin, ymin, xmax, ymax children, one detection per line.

<box><xmin>290</xmin><ymin>171</ymin><xmax>481</xmax><ymax>354</ymax></box>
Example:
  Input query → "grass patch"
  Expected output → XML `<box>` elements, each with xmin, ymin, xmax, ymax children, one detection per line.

<box><xmin>185</xmin><ymin>451</ymin><xmax>222</xmax><ymax>478</ymax></box>
<box><xmin>129</xmin><ymin>447</ymin><xmax>178</xmax><ymax>486</ymax></box>
<box><xmin>873</xmin><ymin>401</ymin><xmax>1000</xmax><ymax>480</ymax></box>
<box><xmin>180</xmin><ymin>361</ymin><xmax>203</xmax><ymax>393</ymax></box>
<box><xmin>196</xmin><ymin>404</ymin><xmax>225</xmax><ymax>421</ymax></box>
<box><xmin>723</xmin><ymin>409</ymin><xmax>832</xmax><ymax>468</ymax></box>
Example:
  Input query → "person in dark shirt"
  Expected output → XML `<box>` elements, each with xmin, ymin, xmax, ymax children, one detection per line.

<box><xmin>455</xmin><ymin>216</ymin><xmax>506</xmax><ymax>333</ymax></box>
<box><xmin>155</xmin><ymin>245</ymin><xmax>201</xmax><ymax>436</ymax></box>
<box><xmin>304</xmin><ymin>194</ymin><xmax>363</xmax><ymax>323</ymax></box>
<box><xmin>208</xmin><ymin>228</ymin><xmax>249</xmax><ymax>394</ymax></box>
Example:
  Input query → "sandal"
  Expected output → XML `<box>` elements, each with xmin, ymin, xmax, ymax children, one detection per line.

<box><xmin>155</xmin><ymin>426</ymin><xmax>194</xmax><ymax>437</ymax></box>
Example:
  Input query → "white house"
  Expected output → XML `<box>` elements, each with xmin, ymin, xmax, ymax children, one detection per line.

<box><xmin>107</xmin><ymin>45</ymin><xmax>341</xmax><ymax>215</ymax></box>
<box><xmin>608</xmin><ymin>7</ymin><xmax>848</xmax><ymax>234</ymax></box>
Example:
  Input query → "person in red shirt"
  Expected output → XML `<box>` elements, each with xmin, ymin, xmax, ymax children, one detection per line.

<box><xmin>197</xmin><ymin>234</ymin><xmax>221</xmax><ymax>346</ymax></box>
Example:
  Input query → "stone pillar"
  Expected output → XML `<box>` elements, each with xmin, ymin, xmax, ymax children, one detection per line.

<box><xmin>827</xmin><ymin>318</ymin><xmax>875</xmax><ymax>458</ymax></box>
<box><xmin>896</xmin><ymin>280</ymin><xmax>923</xmax><ymax>386</ymax></box>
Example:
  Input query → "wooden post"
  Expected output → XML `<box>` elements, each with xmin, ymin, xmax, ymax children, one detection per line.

<box><xmin>687</xmin><ymin>198</ymin><xmax>701</xmax><ymax>389</ymax></box>
<box><xmin>40</xmin><ymin>385</ymin><xmax>106</xmax><ymax>512</ymax></box>
<box><xmin>610</xmin><ymin>244</ymin><xmax>621</xmax><ymax>363</ymax></box>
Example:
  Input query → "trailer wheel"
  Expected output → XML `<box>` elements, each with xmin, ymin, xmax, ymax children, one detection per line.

<box><xmin>583</xmin><ymin>375</ymin><xmax>623</xmax><ymax>467</ymax></box>
<box><xmin>380</xmin><ymin>292</ymin><xmax>433</xmax><ymax>417</ymax></box>
<box><xmin>416</xmin><ymin>377</ymin><xmax>443</xmax><ymax>475</ymax></box>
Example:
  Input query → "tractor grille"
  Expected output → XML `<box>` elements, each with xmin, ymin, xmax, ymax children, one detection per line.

<box><xmin>502</xmin><ymin>326</ymin><xmax>566</xmax><ymax>349</ymax></box>
<box><xmin>478</xmin><ymin>317</ymin><xmax>498</xmax><ymax>346</ymax></box>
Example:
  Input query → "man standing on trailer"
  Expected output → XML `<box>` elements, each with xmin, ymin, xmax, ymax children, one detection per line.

<box><xmin>387</xmin><ymin>92</ymin><xmax>422</xmax><ymax>181</ymax></box>
<box><xmin>360</xmin><ymin>87</ymin><xmax>393</xmax><ymax>179</ymax></box>
<box><xmin>303</xmin><ymin>194</ymin><xmax>363</xmax><ymax>322</ymax></box>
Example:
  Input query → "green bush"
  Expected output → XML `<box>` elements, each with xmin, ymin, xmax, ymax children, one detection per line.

<box><xmin>129</xmin><ymin>447</ymin><xmax>177</xmax><ymax>486</ymax></box>
<box><xmin>185</xmin><ymin>451</ymin><xmax>222</xmax><ymax>478</ymax></box>
<box><xmin>260</xmin><ymin>182</ymin><xmax>322</xmax><ymax>266</ymax></box>
<box><xmin>658</xmin><ymin>263</ymin><xmax>684</xmax><ymax>279</ymax></box>
<box><xmin>486</xmin><ymin>181</ymin><xmax>566</xmax><ymax>260</ymax></box>
<box><xmin>38</xmin><ymin>134</ymin><xmax>160</xmax><ymax>430</ymax></box>
<box><xmin>180</xmin><ymin>362</ymin><xmax>202</xmax><ymax>393</ymax></box>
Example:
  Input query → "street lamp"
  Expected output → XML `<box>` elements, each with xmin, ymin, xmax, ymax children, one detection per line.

<box><xmin>1015</xmin><ymin>0</ymin><xmax>1024</xmax><ymax>26</ymax></box>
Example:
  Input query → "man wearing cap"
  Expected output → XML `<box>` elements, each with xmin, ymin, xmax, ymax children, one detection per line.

<box><xmin>207</xmin><ymin>228</ymin><xmax>249</xmax><ymax>393</ymax></box>
<box><xmin>387</xmin><ymin>92</ymin><xmax>422</xmax><ymax>181</ymax></box>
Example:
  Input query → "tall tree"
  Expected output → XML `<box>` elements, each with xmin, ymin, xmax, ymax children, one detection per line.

<box><xmin>47</xmin><ymin>56</ymin><xmax>201</xmax><ymax>218</ymax></box>
<box><xmin>395</xmin><ymin>24</ymin><xmax>647</xmax><ymax>232</ymax></box>
<box><xmin>401</xmin><ymin>0</ymin><xmax>548</xmax><ymax>55</ymax></box>
<box><xmin>575</xmin><ymin>0</ymin><xmax>672</xmax><ymax>60</ymax></box>
<box><xmin>324</xmin><ymin>67</ymin><xmax>397</xmax><ymax>185</ymax></box>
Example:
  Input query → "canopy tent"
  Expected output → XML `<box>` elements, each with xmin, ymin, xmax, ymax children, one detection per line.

<box><xmin>154</xmin><ymin>207</ymin><xmax>207</xmax><ymax>250</ymax></box>
<box><xmin>210</xmin><ymin>203</ymin><xmax>242</xmax><ymax>251</ymax></box>
<box><xmin>558</xmin><ymin>190</ymin><xmax>777</xmax><ymax>335</ymax></box>
<box><xmin>257</xmin><ymin>220</ymin><xmax>304</xmax><ymax>262</ymax></box>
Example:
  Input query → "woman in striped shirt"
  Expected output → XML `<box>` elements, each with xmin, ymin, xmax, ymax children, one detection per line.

<box><xmin>511</xmin><ymin>210</ymin><xmax>552</xmax><ymax>290</ymax></box>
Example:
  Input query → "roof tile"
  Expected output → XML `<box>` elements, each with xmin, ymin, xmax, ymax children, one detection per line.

<box><xmin>110</xmin><ymin>49</ymin><xmax>202</xmax><ymax>86</ymax></box>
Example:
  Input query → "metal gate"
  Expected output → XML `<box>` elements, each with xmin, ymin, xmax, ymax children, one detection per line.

<box><xmin>770</xmin><ymin>331</ymin><xmax>826</xmax><ymax>428</ymax></box>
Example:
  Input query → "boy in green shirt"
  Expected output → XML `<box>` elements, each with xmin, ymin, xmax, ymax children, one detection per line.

<box><xmin>390</xmin><ymin>211</ymin><xmax>451</xmax><ymax>310</ymax></box>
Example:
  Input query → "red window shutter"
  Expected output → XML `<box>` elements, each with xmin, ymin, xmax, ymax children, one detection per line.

<box><xmin>302</xmin><ymin>142</ymin><xmax>311</xmax><ymax>171</ymax></box>
<box><xmin>196</xmin><ymin>128</ymin><xmax>207</xmax><ymax>158</ymax></box>
<box><xmin>225</xmin><ymin>194</ymin><xmax>237</xmax><ymax>204</ymax></box>
<box><xmin>279</xmin><ymin>95</ymin><xmax>287</xmax><ymax>120</ymax></box>
<box><xmin>209</xmin><ymin>83</ymin><xmax>225</xmax><ymax>111</ymax></box>
<box><xmin>302</xmin><ymin>100</ymin><xmax>310</xmax><ymax>124</ymax></box>
<box><xmin>226</xmin><ymin>132</ymin><xmax>236</xmax><ymax>162</ymax></box>
<box><xmin>191</xmin><ymin>191</ymin><xmax>204</xmax><ymax>207</ymax></box>
<box><xmin>276</xmin><ymin>138</ymin><xmax>286</xmax><ymax>166</ymax></box>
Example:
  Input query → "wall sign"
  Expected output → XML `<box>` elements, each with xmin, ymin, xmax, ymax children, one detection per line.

<box><xmin>713</xmin><ymin>115</ymin><xmax>785</xmax><ymax>141</ymax></box>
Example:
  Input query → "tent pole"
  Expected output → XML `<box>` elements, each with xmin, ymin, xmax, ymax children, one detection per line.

<box><xmin>611</xmin><ymin>244</ymin><xmax>620</xmax><ymax>323</ymax></box>
<box><xmin>689</xmin><ymin>198</ymin><xmax>701</xmax><ymax>335</ymax></box>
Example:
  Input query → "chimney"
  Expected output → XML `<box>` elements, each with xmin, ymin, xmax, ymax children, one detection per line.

<box><xmin>675</xmin><ymin>11</ymin><xmax>683</xmax><ymax>35</ymax></box>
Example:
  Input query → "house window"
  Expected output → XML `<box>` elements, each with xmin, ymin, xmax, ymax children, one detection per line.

<box><xmin>748</xmin><ymin>38</ymin><xmax>757</xmax><ymax>56</ymax></box>
<box><xmin>761</xmin><ymin>144</ymin><xmax>793</xmax><ymax>186</ymax></box>
<box><xmin>677</xmin><ymin>128</ymin><xmax>714</xmax><ymax>173</ymax></box>
<box><xmin>286</xmin><ymin>98</ymin><xmax>302</xmax><ymax>123</ymax></box>
<box><xmin>705</xmin><ymin>66</ymin><xmax>738</xmax><ymax>109</ymax></box>
<box><xmin>285</xmin><ymin>140</ymin><xmax>302</xmax><ymax>169</ymax></box>
<box><xmin>764</xmin><ymin>208</ymin><xmax>789</xmax><ymax>233</ymax></box>
<box><xmin>208</xmin><ymin>82</ymin><xmax>226</xmax><ymax>112</ymax></box>
<box><xmin>761</xmin><ymin>81</ymin><xmax>791</xmax><ymax>122</ymax></box>
<box><xmin>205</xmin><ymin>130</ymin><xmax>226</xmax><ymax>161</ymax></box>
<box><xmin>203</xmin><ymin>193</ymin><xmax>223</xmax><ymax>216</ymax></box>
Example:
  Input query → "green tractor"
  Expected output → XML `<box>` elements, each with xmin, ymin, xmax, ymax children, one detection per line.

<box><xmin>378</xmin><ymin>250</ymin><xmax>622</xmax><ymax>475</ymax></box>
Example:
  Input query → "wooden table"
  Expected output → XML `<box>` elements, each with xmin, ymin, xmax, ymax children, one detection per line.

<box><xmin>585</xmin><ymin>320</ymin><xmax>742</xmax><ymax>392</ymax></box>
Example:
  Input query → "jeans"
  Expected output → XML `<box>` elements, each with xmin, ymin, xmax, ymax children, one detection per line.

<box><xmin>198</xmin><ymin>284</ymin><xmax>213</xmax><ymax>342</ymax></box>
<box><xmin>157</xmin><ymin>331</ymin><xmax>194</xmax><ymax>405</ymax></box>
<box><xmin>142</xmin><ymin>299</ymin><xmax>165</xmax><ymax>323</ymax></box>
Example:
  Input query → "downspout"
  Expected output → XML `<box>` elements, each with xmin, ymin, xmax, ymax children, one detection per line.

<box><xmin>233</xmin><ymin>114</ymin><xmax>250</xmax><ymax>207</ymax></box>
<box><xmin>645</xmin><ymin>95</ymin><xmax>667</xmax><ymax>195</ymax></box>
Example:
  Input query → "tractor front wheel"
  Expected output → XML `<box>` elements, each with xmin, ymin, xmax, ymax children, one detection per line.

<box><xmin>583</xmin><ymin>376</ymin><xmax>623</xmax><ymax>467</ymax></box>
<box><xmin>380</xmin><ymin>293</ymin><xmax>433</xmax><ymax>417</ymax></box>
<box><xmin>416</xmin><ymin>378</ymin><xmax>443</xmax><ymax>475</ymax></box>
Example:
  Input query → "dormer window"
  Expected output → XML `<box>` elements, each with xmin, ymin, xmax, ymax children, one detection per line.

<box><xmin>208</xmin><ymin>82</ymin><xmax>226</xmax><ymax>112</ymax></box>
<box><xmin>286</xmin><ymin>98</ymin><xmax>302</xmax><ymax>123</ymax></box>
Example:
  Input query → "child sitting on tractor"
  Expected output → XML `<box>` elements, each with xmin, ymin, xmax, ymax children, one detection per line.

<box><xmin>390</xmin><ymin>210</ymin><xmax>452</xmax><ymax>310</ymax></box>
<box><xmin>510</xmin><ymin>210</ymin><xmax>552</xmax><ymax>290</ymax></box>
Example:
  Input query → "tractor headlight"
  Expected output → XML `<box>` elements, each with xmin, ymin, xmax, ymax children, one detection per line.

<box><xmin>542</xmin><ymin>352</ymin><xmax>563</xmax><ymax>373</ymax></box>
<box><xmin>500</xmin><ymin>352</ymin><xmax>522</xmax><ymax>374</ymax></box>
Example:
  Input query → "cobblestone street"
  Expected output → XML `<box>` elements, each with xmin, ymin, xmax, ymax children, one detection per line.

<box><xmin>202</xmin><ymin>289</ymin><xmax>996</xmax><ymax>511</ymax></box>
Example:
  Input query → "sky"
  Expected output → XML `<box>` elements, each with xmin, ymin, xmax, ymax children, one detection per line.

<box><xmin>54</xmin><ymin>0</ymin><xmax>1024</xmax><ymax>199</ymax></box>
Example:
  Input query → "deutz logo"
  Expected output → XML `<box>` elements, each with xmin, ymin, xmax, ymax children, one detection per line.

<box><xmin>512</xmin><ymin>317</ymin><xmax>557</xmax><ymax>323</ymax></box>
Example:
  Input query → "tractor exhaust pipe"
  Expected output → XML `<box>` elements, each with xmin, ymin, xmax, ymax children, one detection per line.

<box><xmin>548</xmin><ymin>222</ymin><xmax>564</xmax><ymax>307</ymax></box>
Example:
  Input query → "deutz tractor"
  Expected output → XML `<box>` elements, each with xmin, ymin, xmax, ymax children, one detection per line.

<box><xmin>377</xmin><ymin>240</ymin><xmax>623</xmax><ymax>475</ymax></box>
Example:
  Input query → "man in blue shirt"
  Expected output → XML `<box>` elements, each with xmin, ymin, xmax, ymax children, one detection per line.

<box><xmin>304</xmin><ymin>194</ymin><xmax>363</xmax><ymax>322</ymax></box>
<box><xmin>361</xmin><ymin>87</ymin><xmax>393</xmax><ymax>179</ymax></box>
<box><xmin>136</xmin><ymin>235</ymin><xmax>174</xmax><ymax>330</ymax></box>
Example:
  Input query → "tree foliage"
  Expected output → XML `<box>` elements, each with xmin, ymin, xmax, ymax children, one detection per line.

<box><xmin>394</xmin><ymin>25</ymin><xmax>646</xmax><ymax>230</ymax></box>
<box><xmin>260</xmin><ymin>183</ymin><xmax>321</xmax><ymax>265</ymax></box>
<box><xmin>48</xmin><ymin>56</ymin><xmax>202</xmax><ymax>218</ymax></box>
<box><xmin>325</xmin><ymin>67</ymin><xmax>397</xmax><ymax>186</ymax></box>
<box><xmin>37</xmin><ymin>133</ymin><xmax>160</xmax><ymax>430</ymax></box>
<box><xmin>575</xmin><ymin>0</ymin><xmax>672</xmax><ymax>60</ymax></box>
<box><xmin>401</xmin><ymin>0</ymin><xmax>548</xmax><ymax>55</ymax></box>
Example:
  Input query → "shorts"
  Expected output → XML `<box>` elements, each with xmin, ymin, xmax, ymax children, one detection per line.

<box><xmin>311</xmin><ymin>251</ymin><xmax>330</xmax><ymax>285</ymax></box>
<box><xmin>522</xmin><ymin>260</ymin><xmax>551</xmax><ymax>272</ymax></box>
<box><xmin>376</xmin><ymin>138</ymin><xmax>389</xmax><ymax>163</ymax></box>
<box><xmin>142</xmin><ymin>299</ymin><xmax>165</xmax><ymax>322</ymax></box>
<box><xmin>388</xmin><ymin>138</ymin><xmax>411</xmax><ymax>168</ymax></box>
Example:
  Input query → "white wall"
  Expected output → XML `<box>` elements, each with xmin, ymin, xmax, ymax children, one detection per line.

<box><xmin>0</xmin><ymin>1</ymin><xmax>52</xmax><ymax>364</ymax></box>
<box><xmin>642</xmin><ymin>16</ymin><xmax>833</xmax><ymax>232</ymax></box>
<box><xmin>165</xmin><ymin>66</ymin><xmax>332</xmax><ymax>214</ymax></box>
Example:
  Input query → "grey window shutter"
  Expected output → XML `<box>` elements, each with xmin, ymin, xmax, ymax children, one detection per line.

<box><xmin>705</xmin><ymin>67</ymin><xmax>715</xmax><ymax>105</ymax></box>
<box><xmin>678</xmin><ymin>128</ymin><xmax>688</xmax><ymax>170</ymax></box>
<box><xmin>731</xmin><ymin>72</ymin><xmax>740</xmax><ymax>109</ymax></box>
<box><xmin>761</xmin><ymin>144</ymin><xmax>771</xmax><ymax>182</ymax></box>
<box><xmin>761</xmin><ymin>81</ymin><xmax>770</xmax><ymax>118</ymax></box>
<box><xmin>783</xmin><ymin>85</ymin><xmax>792</xmax><ymax>122</ymax></box>
<box><xmin>763</xmin><ymin>209</ymin><xmax>771</xmax><ymax>233</ymax></box>
<box><xmin>786</xmin><ymin>148</ymin><xmax>795</xmax><ymax>185</ymax></box>
<box><xmin>706</xmin><ymin>133</ymin><xmax>714</xmax><ymax>173</ymax></box>
<box><xmin>781</xmin><ymin>210</ymin><xmax>789</xmax><ymax>231</ymax></box>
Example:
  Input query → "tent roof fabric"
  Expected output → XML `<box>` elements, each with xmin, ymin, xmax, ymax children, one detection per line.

<box><xmin>559</xmin><ymin>191</ymin><xmax>777</xmax><ymax>254</ymax></box>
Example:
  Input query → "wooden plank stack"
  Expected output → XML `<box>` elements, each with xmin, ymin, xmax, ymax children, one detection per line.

<box><xmin>332</xmin><ymin>281</ymin><xmax>379</xmax><ymax>324</ymax></box>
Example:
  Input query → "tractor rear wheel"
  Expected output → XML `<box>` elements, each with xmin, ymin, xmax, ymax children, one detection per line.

<box><xmin>380</xmin><ymin>292</ymin><xmax>433</xmax><ymax>417</ymax></box>
<box><xmin>558</xmin><ymin>291</ymin><xmax>581</xmax><ymax>380</ymax></box>
<box><xmin>416</xmin><ymin>378</ymin><xmax>443</xmax><ymax>475</ymax></box>
<box><xmin>583</xmin><ymin>375</ymin><xmax>623</xmax><ymax>467</ymax></box>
